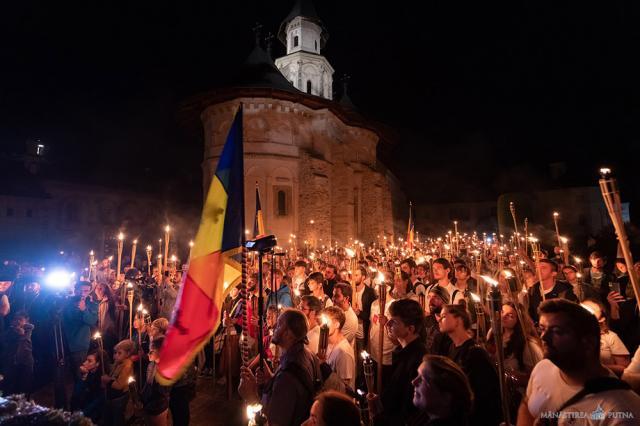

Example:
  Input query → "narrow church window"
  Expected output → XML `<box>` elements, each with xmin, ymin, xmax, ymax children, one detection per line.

<box><xmin>315</xmin><ymin>40</ymin><xmax>318</xmax><ymax>51</ymax></box>
<box><xmin>277</xmin><ymin>190</ymin><xmax>287</xmax><ymax>216</ymax></box>
<box><xmin>306</xmin><ymin>80</ymin><xmax>312</xmax><ymax>94</ymax></box>
<box><xmin>294</xmin><ymin>36</ymin><xmax>299</xmax><ymax>47</ymax></box>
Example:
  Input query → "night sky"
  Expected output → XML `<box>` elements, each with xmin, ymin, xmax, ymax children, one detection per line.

<box><xmin>1</xmin><ymin>1</ymin><xmax>638</xmax><ymax>209</ymax></box>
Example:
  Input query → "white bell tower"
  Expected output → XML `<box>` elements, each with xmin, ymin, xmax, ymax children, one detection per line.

<box><xmin>275</xmin><ymin>0</ymin><xmax>334</xmax><ymax>99</ymax></box>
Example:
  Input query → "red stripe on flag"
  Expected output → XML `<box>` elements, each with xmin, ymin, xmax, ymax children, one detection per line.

<box><xmin>157</xmin><ymin>274</ymin><xmax>219</xmax><ymax>382</ymax></box>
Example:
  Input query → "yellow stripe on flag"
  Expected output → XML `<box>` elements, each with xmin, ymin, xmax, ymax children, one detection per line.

<box><xmin>191</xmin><ymin>177</ymin><xmax>228</xmax><ymax>259</ymax></box>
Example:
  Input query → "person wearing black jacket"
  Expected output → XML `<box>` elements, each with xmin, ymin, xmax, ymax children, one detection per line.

<box><xmin>439</xmin><ymin>304</ymin><xmax>502</xmax><ymax>426</ymax></box>
<box><xmin>527</xmin><ymin>259</ymin><xmax>577</xmax><ymax>323</ymax></box>
<box><xmin>368</xmin><ymin>299</ymin><xmax>427</xmax><ymax>426</ymax></box>
<box><xmin>142</xmin><ymin>336</ymin><xmax>171</xmax><ymax>424</ymax></box>
<box><xmin>71</xmin><ymin>350</ymin><xmax>109</xmax><ymax>423</ymax></box>
<box><xmin>353</xmin><ymin>266</ymin><xmax>377</xmax><ymax>349</ymax></box>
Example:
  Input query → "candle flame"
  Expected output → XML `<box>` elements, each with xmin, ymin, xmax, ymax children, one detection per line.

<box><xmin>503</xmin><ymin>270</ymin><xmax>513</xmax><ymax>278</ymax></box>
<box><xmin>93</xmin><ymin>331</ymin><xmax>102</xmax><ymax>340</ymax></box>
<box><xmin>171</xmin><ymin>255</ymin><xmax>177</xmax><ymax>262</ymax></box>
<box><xmin>165</xmin><ymin>225</ymin><xmax>171</xmax><ymax>233</ymax></box>
<box><xmin>553</xmin><ymin>212</ymin><xmax>559</xmax><ymax>217</ymax></box>
<box><xmin>189</xmin><ymin>240</ymin><xmax>194</xmax><ymax>248</ymax></box>
<box><xmin>377</xmin><ymin>271</ymin><xmax>385</xmax><ymax>284</ymax></box>
<box><xmin>108</xmin><ymin>256</ymin><xmax>113</xmax><ymax>261</ymax></box>
<box><xmin>142</xmin><ymin>309</ymin><xmax>148</xmax><ymax>315</ymax></box>
<box><xmin>133</xmin><ymin>239</ymin><xmax>138</xmax><ymax>244</ymax></box>
<box><xmin>137</xmin><ymin>303</ymin><xmax>144</xmax><ymax>311</ymax></box>
<box><xmin>89</xmin><ymin>250</ymin><xmax>94</xmax><ymax>256</ymax></box>
<box><xmin>128</xmin><ymin>376</ymin><xmax>135</xmax><ymax>384</ymax></box>
<box><xmin>480</xmin><ymin>275</ymin><xmax>499</xmax><ymax>287</ymax></box>
<box><xmin>127</xmin><ymin>282</ymin><xmax>133</xmax><ymax>289</ymax></box>
<box><xmin>345</xmin><ymin>248</ymin><xmax>355</xmax><ymax>258</ymax></box>
<box><xmin>560</xmin><ymin>236</ymin><xmax>568</xmax><ymax>244</ymax></box>
<box><xmin>360</xmin><ymin>350</ymin><xmax>370</xmax><ymax>360</ymax></box>
<box><xmin>574</xmin><ymin>256</ymin><xmax>582</xmax><ymax>263</ymax></box>
<box><xmin>146</xmin><ymin>245</ymin><xmax>152</xmax><ymax>251</ymax></box>
<box><xmin>118</xmin><ymin>232</ymin><xmax>124</xmax><ymax>241</ymax></box>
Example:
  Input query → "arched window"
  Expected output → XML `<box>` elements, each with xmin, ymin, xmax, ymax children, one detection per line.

<box><xmin>294</xmin><ymin>36</ymin><xmax>299</xmax><ymax>47</ymax></box>
<box><xmin>306</xmin><ymin>80</ymin><xmax>312</xmax><ymax>94</ymax></box>
<box><xmin>315</xmin><ymin>40</ymin><xmax>318</xmax><ymax>51</ymax></box>
<box><xmin>277</xmin><ymin>190</ymin><xmax>287</xmax><ymax>216</ymax></box>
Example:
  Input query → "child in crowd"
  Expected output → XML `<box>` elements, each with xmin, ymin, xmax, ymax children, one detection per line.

<box><xmin>102</xmin><ymin>339</ymin><xmax>134</xmax><ymax>426</ymax></box>
<box><xmin>1</xmin><ymin>311</ymin><xmax>34</xmax><ymax>397</ymax></box>
<box><xmin>71</xmin><ymin>350</ymin><xmax>110</xmax><ymax>423</ymax></box>
<box><xmin>141</xmin><ymin>336</ymin><xmax>170</xmax><ymax>426</ymax></box>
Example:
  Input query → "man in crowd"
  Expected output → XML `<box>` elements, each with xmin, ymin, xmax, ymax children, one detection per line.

<box><xmin>428</xmin><ymin>258</ymin><xmax>465</xmax><ymax>304</ymax></box>
<box><xmin>368</xmin><ymin>299</ymin><xmax>427</xmax><ymax>425</ymax></box>
<box><xmin>266</xmin><ymin>271</ymin><xmax>293</xmax><ymax>310</ymax></box>
<box><xmin>320</xmin><ymin>306</ymin><xmax>355</xmax><ymax>390</ymax></box>
<box><xmin>562</xmin><ymin>264</ymin><xmax>598</xmax><ymax>302</ymax></box>
<box><xmin>582</xmin><ymin>251</ymin><xmax>613</xmax><ymax>299</ymax></box>
<box><xmin>518</xmin><ymin>299</ymin><xmax>640</xmax><ymax>425</ymax></box>
<box><xmin>323</xmin><ymin>265</ymin><xmax>338</xmax><ymax>298</ymax></box>
<box><xmin>439</xmin><ymin>303</ymin><xmax>502</xmax><ymax>426</ymax></box>
<box><xmin>300</xmin><ymin>295</ymin><xmax>322</xmax><ymax>354</ymax></box>
<box><xmin>239</xmin><ymin>309</ymin><xmax>320</xmax><ymax>426</ymax></box>
<box><xmin>527</xmin><ymin>259</ymin><xmax>577</xmax><ymax>323</ymax></box>
<box><xmin>331</xmin><ymin>283</ymin><xmax>358</xmax><ymax>344</ymax></box>
<box><xmin>352</xmin><ymin>266</ymin><xmax>376</xmax><ymax>363</ymax></box>
<box><xmin>63</xmin><ymin>281</ymin><xmax>98</xmax><ymax>380</ymax></box>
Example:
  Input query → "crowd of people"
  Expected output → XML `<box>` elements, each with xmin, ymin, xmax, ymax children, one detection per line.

<box><xmin>1</xmin><ymin>231</ymin><xmax>640</xmax><ymax>426</ymax></box>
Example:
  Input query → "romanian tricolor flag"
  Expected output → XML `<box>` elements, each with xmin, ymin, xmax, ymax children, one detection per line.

<box><xmin>157</xmin><ymin>106</ymin><xmax>245</xmax><ymax>384</ymax></box>
<box><xmin>253</xmin><ymin>184</ymin><xmax>265</xmax><ymax>237</ymax></box>
<box><xmin>407</xmin><ymin>201</ymin><xmax>415</xmax><ymax>250</ymax></box>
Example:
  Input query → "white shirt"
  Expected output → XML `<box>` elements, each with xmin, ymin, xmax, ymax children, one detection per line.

<box><xmin>624</xmin><ymin>346</ymin><xmax>640</xmax><ymax>375</ymax></box>
<box><xmin>600</xmin><ymin>330</ymin><xmax>629</xmax><ymax>366</ymax></box>
<box><xmin>558</xmin><ymin>389</ymin><xmax>640</xmax><ymax>425</ymax></box>
<box><xmin>368</xmin><ymin>297</ymin><xmax>397</xmax><ymax>366</ymax></box>
<box><xmin>342</xmin><ymin>307</ymin><xmax>358</xmax><ymax>344</ymax></box>
<box><xmin>306</xmin><ymin>325</ymin><xmax>320</xmax><ymax>354</ymax></box>
<box><xmin>428</xmin><ymin>281</ymin><xmax>465</xmax><ymax>304</ymax></box>
<box><xmin>327</xmin><ymin>337</ymin><xmax>356</xmax><ymax>390</ymax></box>
<box><xmin>526</xmin><ymin>359</ymin><xmax>583</xmax><ymax>418</ymax></box>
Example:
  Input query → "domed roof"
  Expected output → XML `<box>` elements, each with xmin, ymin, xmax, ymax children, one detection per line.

<box><xmin>277</xmin><ymin>0</ymin><xmax>329</xmax><ymax>48</ymax></box>
<box><xmin>225</xmin><ymin>43</ymin><xmax>300</xmax><ymax>93</ymax></box>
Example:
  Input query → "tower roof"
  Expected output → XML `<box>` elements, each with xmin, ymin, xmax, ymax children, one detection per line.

<box><xmin>278</xmin><ymin>0</ymin><xmax>329</xmax><ymax>48</ymax></box>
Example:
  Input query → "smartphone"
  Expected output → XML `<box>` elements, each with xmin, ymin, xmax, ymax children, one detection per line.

<box><xmin>610</xmin><ymin>281</ymin><xmax>621</xmax><ymax>295</ymax></box>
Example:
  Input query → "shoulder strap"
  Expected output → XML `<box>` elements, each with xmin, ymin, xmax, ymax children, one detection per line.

<box><xmin>451</xmin><ymin>289</ymin><xmax>460</xmax><ymax>303</ymax></box>
<box><xmin>557</xmin><ymin>376</ymin><xmax>630</xmax><ymax>412</ymax></box>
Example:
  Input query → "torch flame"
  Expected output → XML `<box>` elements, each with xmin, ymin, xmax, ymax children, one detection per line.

<box><xmin>599</xmin><ymin>167</ymin><xmax>611</xmax><ymax>176</ymax></box>
<box><xmin>345</xmin><ymin>248</ymin><xmax>355</xmax><ymax>258</ymax></box>
<box><xmin>128</xmin><ymin>376</ymin><xmax>135</xmax><ymax>384</ymax></box>
<box><xmin>480</xmin><ymin>275</ymin><xmax>499</xmax><ymax>287</ymax></box>
<box><xmin>118</xmin><ymin>232</ymin><xmax>124</xmax><ymax>241</ymax></box>
<box><xmin>246</xmin><ymin>404</ymin><xmax>263</xmax><ymax>420</ymax></box>
<box><xmin>360</xmin><ymin>350</ymin><xmax>370</xmax><ymax>360</ymax></box>
<box><xmin>321</xmin><ymin>314</ymin><xmax>329</xmax><ymax>326</ymax></box>
<box><xmin>93</xmin><ymin>331</ymin><xmax>102</xmax><ymax>340</ymax></box>
<box><xmin>165</xmin><ymin>225</ymin><xmax>170</xmax><ymax>233</ymax></box>
<box><xmin>146</xmin><ymin>245</ymin><xmax>152</xmax><ymax>251</ymax></box>
<box><xmin>469</xmin><ymin>292</ymin><xmax>481</xmax><ymax>302</ymax></box>
<box><xmin>137</xmin><ymin>303</ymin><xmax>144</xmax><ymax>311</ymax></box>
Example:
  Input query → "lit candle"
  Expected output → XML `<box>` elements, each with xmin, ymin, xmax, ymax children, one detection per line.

<box><xmin>116</xmin><ymin>232</ymin><xmax>125</xmax><ymax>278</ymax></box>
<box><xmin>145</xmin><ymin>245</ymin><xmax>152</xmax><ymax>275</ymax></box>
<box><xmin>318</xmin><ymin>315</ymin><xmax>329</xmax><ymax>358</ymax></box>
<box><xmin>361</xmin><ymin>350</ymin><xmax>374</xmax><ymax>395</ymax></box>
<box><xmin>127</xmin><ymin>282</ymin><xmax>134</xmax><ymax>340</ymax></box>
<box><xmin>93</xmin><ymin>332</ymin><xmax>105</xmax><ymax>375</ymax></box>
<box><xmin>164</xmin><ymin>225</ymin><xmax>171</xmax><ymax>272</ymax></box>
<box><xmin>130</xmin><ymin>239</ymin><xmax>138</xmax><ymax>268</ymax></box>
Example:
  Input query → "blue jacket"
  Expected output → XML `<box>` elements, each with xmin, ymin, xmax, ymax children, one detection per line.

<box><xmin>63</xmin><ymin>298</ymin><xmax>98</xmax><ymax>353</ymax></box>
<box><xmin>266</xmin><ymin>285</ymin><xmax>293</xmax><ymax>310</ymax></box>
